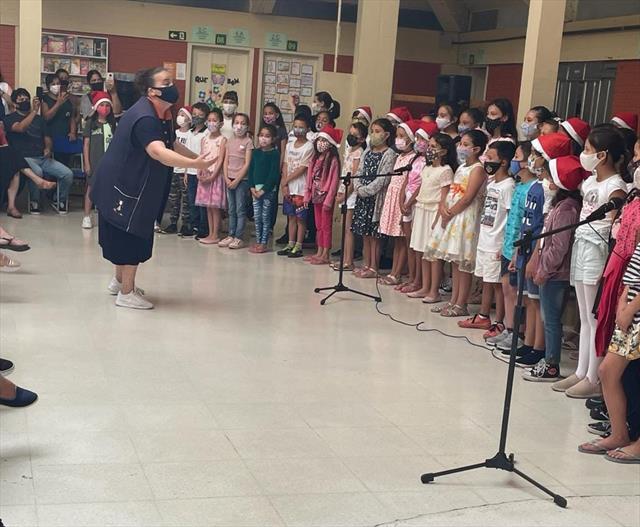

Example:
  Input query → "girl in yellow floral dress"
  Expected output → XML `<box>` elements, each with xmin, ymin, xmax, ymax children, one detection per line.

<box><xmin>424</xmin><ymin>130</ymin><xmax>488</xmax><ymax>317</ymax></box>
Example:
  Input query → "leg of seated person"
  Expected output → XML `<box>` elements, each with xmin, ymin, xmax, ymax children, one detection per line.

<box><xmin>6</xmin><ymin>174</ymin><xmax>21</xmax><ymax>216</ymax></box>
<box><xmin>41</xmin><ymin>157</ymin><xmax>73</xmax><ymax>204</ymax></box>
<box><xmin>24</xmin><ymin>157</ymin><xmax>45</xmax><ymax>203</ymax></box>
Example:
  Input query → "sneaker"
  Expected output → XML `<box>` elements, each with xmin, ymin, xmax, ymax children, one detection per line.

<box><xmin>81</xmin><ymin>215</ymin><xmax>93</xmax><ymax>229</ymax></box>
<box><xmin>486</xmin><ymin>329</ymin><xmax>509</xmax><ymax>347</ymax></box>
<box><xmin>154</xmin><ymin>222</ymin><xmax>161</xmax><ymax>233</ymax></box>
<box><xmin>585</xmin><ymin>396</ymin><xmax>605</xmax><ymax>410</ymax></box>
<box><xmin>522</xmin><ymin>360</ymin><xmax>560</xmax><ymax>382</ymax></box>
<box><xmin>218</xmin><ymin>236</ymin><xmax>234</xmax><ymax>248</ymax></box>
<box><xmin>275</xmin><ymin>233</ymin><xmax>289</xmax><ymax>246</ymax></box>
<box><xmin>107</xmin><ymin>277</ymin><xmax>145</xmax><ymax>296</ymax></box>
<box><xmin>497</xmin><ymin>336</ymin><xmax>525</xmax><ymax>352</ymax></box>
<box><xmin>458</xmin><ymin>314</ymin><xmax>492</xmax><ymax>330</ymax></box>
<box><xmin>288</xmin><ymin>245</ymin><xmax>304</xmax><ymax>258</ymax></box>
<box><xmin>590</xmin><ymin>406</ymin><xmax>609</xmax><ymax>421</ymax></box>
<box><xmin>29</xmin><ymin>201</ymin><xmax>41</xmax><ymax>215</ymax></box>
<box><xmin>159</xmin><ymin>223</ymin><xmax>177</xmax><ymax>234</ymax></box>
<box><xmin>51</xmin><ymin>201</ymin><xmax>67</xmax><ymax>214</ymax></box>
<box><xmin>483</xmin><ymin>322</ymin><xmax>505</xmax><ymax>340</ymax></box>
<box><xmin>439</xmin><ymin>278</ymin><xmax>452</xmax><ymax>295</ymax></box>
<box><xmin>229</xmin><ymin>238</ymin><xmax>245</xmax><ymax>250</ymax></box>
<box><xmin>501</xmin><ymin>343</ymin><xmax>531</xmax><ymax>357</ymax></box>
<box><xmin>0</xmin><ymin>358</ymin><xmax>15</xmax><ymax>375</ymax></box>
<box><xmin>115</xmin><ymin>291</ymin><xmax>153</xmax><ymax>310</ymax></box>
<box><xmin>551</xmin><ymin>373</ymin><xmax>581</xmax><ymax>392</ymax></box>
<box><xmin>277</xmin><ymin>243</ymin><xmax>294</xmax><ymax>256</ymax></box>
<box><xmin>515</xmin><ymin>349</ymin><xmax>545</xmax><ymax>367</ymax></box>
<box><xmin>565</xmin><ymin>378</ymin><xmax>602</xmax><ymax>399</ymax></box>
<box><xmin>587</xmin><ymin>421</ymin><xmax>611</xmax><ymax>437</ymax></box>
<box><xmin>179</xmin><ymin>225</ymin><xmax>195</xmax><ymax>237</ymax></box>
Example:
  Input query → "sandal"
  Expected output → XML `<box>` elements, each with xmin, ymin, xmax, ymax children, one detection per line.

<box><xmin>0</xmin><ymin>236</ymin><xmax>30</xmax><ymax>252</ymax></box>
<box><xmin>406</xmin><ymin>290</ymin><xmax>427</xmax><ymax>298</ymax></box>
<box><xmin>578</xmin><ymin>438</ymin><xmax>611</xmax><ymax>455</ymax></box>
<box><xmin>310</xmin><ymin>257</ymin><xmax>329</xmax><ymax>265</ymax></box>
<box><xmin>604</xmin><ymin>447</ymin><xmax>640</xmax><ymax>464</ymax></box>
<box><xmin>353</xmin><ymin>266</ymin><xmax>369</xmax><ymax>277</ymax></box>
<box><xmin>7</xmin><ymin>209</ymin><xmax>23</xmax><ymax>219</ymax></box>
<box><xmin>401</xmin><ymin>283</ymin><xmax>420</xmax><ymax>294</ymax></box>
<box><xmin>0</xmin><ymin>253</ymin><xmax>21</xmax><ymax>273</ymax></box>
<box><xmin>380</xmin><ymin>274</ymin><xmax>401</xmax><ymax>286</ymax></box>
<box><xmin>431</xmin><ymin>302</ymin><xmax>452</xmax><ymax>314</ymax></box>
<box><xmin>441</xmin><ymin>304</ymin><xmax>469</xmax><ymax>317</ymax></box>
<box><xmin>422</xmin><ymin>295</ymin><xmax>442</xmax><ymax>304</ymax></box>
<box><xmin>333</xmin><ymin>263</ymin><xmax>354</xmax><ymax>272</ymax></box>
<box><xmin>359</xmin><ymin>269</ymin><xmax>378</xmax><ymax>279</ymax></box>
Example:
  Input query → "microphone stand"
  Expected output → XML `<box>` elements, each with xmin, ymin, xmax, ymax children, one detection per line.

<box><xmin>314</xmin><ymin>169</ymin><xmax>407</xmax><ymax>305</ymax></box>
<box><xmin>420</xmin><ymin>208</ymin><xmax>617</xmax><ymax>508</ymax></box>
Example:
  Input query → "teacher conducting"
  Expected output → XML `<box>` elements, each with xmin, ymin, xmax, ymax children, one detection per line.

<box><xmin>92</xmin><ymin>66</ymin><xmax>212</xmax><ymax>310</ymax></box>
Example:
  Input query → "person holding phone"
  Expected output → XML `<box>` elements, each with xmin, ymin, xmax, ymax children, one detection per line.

<box><xmin>80</xmin><ymin>70</ymin><xmax>122</xmax><ymax>121</ymax></box>
<box><xmin>41</xmin><ymin>73</ymin><xmax>76</xmax><ymax>168</ymax></box>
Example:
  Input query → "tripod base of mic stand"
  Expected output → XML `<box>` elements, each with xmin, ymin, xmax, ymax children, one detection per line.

<box><xmin>314</xmin><ymin>283</ymin><xmax>381</xmax><ymax>305</ymax></box>
<box><xmin>421</xmin><ymin>451</ymin><xmax>567</xmax><ymax>508</ymax></box>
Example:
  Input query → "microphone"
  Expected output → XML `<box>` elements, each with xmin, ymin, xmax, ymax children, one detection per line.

<box><xmin>585</xmin><ymin>196</ymin><xmax>626</xmax><ymax>222</ymax></box>
<box><xmin>396</xmin><ymin>153</ymin><xmax>420</xmax><ymax>174</ymax></box>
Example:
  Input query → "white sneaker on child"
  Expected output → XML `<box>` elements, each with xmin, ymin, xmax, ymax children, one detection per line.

<box><xmin>82</xmin><ymin>216</ymin><xmax>93</xmax><ymax>229</ymax></box>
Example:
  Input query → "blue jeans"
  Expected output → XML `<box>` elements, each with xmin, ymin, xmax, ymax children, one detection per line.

<box><xmin>253</xmin><ymin>190</ymin><xmax>275</xmax><ymax>245</ymax></box>
<box><xmin>186</xmin><ymin>174</ymin><xmax>207</xmax><ymax>233</ymax></box>
<box><xmin>24</xmin><ymin>156</ymin><xmax>73</xmax><ymax>202</ymax></box>
<box><xmin>539</xmin><ymin>280</ymin><xmax>569</xmax><ymax>365</ymax></box>
<box><xmin>227</xmin><ymin>179</ymin><xmax>249</xmax><ymax>238</ymax></box>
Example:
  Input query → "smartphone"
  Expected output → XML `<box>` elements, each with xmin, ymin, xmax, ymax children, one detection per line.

<box><xmin>107</xmin><ymin>72</ymin><xmax>114</xmax><ymax>83</ymax></box>
<box><xmin>36</xmin><ymin>86</ymin><xmax>44</xmax><ymax>99</ymax></box>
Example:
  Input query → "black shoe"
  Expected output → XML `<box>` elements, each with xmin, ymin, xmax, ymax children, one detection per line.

<box><xmin>277</xmin><ymin>244</ymin><xmax>293</xmax><ymax>256</ymax></box>
<box><xmin>288</xmin><ymin>246</ymin><xmax>304</xmax><ymax>258</ymax></box>
<box><xmin>587</xmin><ymin>421</ymin><xmax>611</xmax><ymax>437</ymax></box>
<box><xmin>160</xmin><ymin>223</ymin><xmax>178</xmax><ymax>234</ymax></box>
<box><xmin>522</xmin><ymin>360</ymin><xmax>560</xmax><ymax>382</ymax></box>
<box><xmin>275</xmin><ymin>233</ymin><xmax>289</xmax><ymax>246</ymax></box>
<box><xmin>585</xmin><ymin>396</ymin><xmax>604</xmax><ymax>410</ymax></box>
<box><xmin>0</xmin><ymin>358</ymin><xmax>14</xmax><ymax>375</ymax></box>
<box><xmin>502</xmin><ymin>344</ymin><xmax>531</xmax><ymax>357</ymax></box>
<box><xmin>29</xmin><ymin>201</ymin><xmax>41</xmax><ymax>215</ymax></box>
<box><xmin>590</xmin><ymin>406</ymin><xmax>609</xmax><ymax>421</ymax></box>
<box><xmin>51</xmin><ymin>201</ymin><xmax>67</xmax><ymax>215</ymax></box>
<box><xmin>195</xmin><ymin>231</ymin><xmax>210</xmax><ymax>241</ymax></box>
<box><xmin>515</xmin><ymin>349</ymin><xmax>545</xmax><ymax>367</ymax></box>
<box><xmin>179</xmin><ymin>226</ymin><xmax>194</xmax><ymax>237</ymax></box>
<box><xmin>0</xmin><ymin>386</ymin><xmax>38</xmax><ymax>408</ymax></box>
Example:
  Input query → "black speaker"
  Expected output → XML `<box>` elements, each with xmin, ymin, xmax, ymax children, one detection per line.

<box><xmin>436</xmin><ymin>75</ymin><xmax>472</xmax><ymax>108</ymax></box>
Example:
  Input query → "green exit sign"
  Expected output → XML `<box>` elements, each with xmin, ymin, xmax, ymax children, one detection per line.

<box><xmin>215</xmin><ymin>33</ymin><xmax>227</xmax><ymax>45</ymax></box>
<box><xmin>286</xmin><ymin>40</ymin><xmax>298</xmax><ymax>52</ymax></box>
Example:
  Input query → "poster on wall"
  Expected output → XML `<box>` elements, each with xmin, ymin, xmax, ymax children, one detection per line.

<box><xmin>291</xmin><ymin>62</ymin><xmax>301</xmax><ymax>76</ymax></box>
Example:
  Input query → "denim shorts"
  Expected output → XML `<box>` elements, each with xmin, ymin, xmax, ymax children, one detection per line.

<box><xmin>517</xmin><ymin>270</ymin><xmax>540</xmax><ymax>299</ymax></box>
<box><xmin>283</xmin><ymin>195</ymin><xmax>308</xmax><ymax>220</ymax></box>
<box><xmin>501</xmin><ymin>256</ymin><xmax>517</xmax><ymax>287</ymax></box>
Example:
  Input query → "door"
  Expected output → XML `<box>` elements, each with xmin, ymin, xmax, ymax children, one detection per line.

<box><xmin>189</xmin><ymin>46</ymin><xmax>252</xmax><ymax>115</ymax></box>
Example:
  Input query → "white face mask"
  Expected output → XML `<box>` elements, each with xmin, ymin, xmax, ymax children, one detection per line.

<box><xmin>528</xmin><ymin>155</ymin><xmax>544</xmax><ymax>176</ymax></box>
<box><xmin>233</xmin><ymin>123</ymin><xmax>247</xmax><ymax>136</ymax></box>
<box><xmin>49</xmin><ymin>84</ymin><xmax>60</xmax><ymax>95</ymax></box>
<box><xmin>520</xmin><ymin>121</ymin><xmax>537</xmax><ymax>140</ymax></box>
<box><xmin>222</xmin><ymin>103</ymin><xmax>237</xmax><ymax>116</ymax></box>
<box><xmin>395</xmin><ymin>137</ymin><xmax>408</xmax><ymax>151</ymax></box>
<box><xmin>542</xmin><ymin>178</ymin><xmax>557</xmax><ymax>214</ymax></box>
<box><xmin>580</xmin><ymin>151</ymin><xmax>605</xmax><ymax>172</ymax></box>
<box><xmin>176</xmin><ymin>115</ymin><xmax>190</xmax><ymax>127</ymax></box>
<box><xmin>436</xmin><ymin>117</ymin><xmax>451</xmax><ymax>130</ymax></box>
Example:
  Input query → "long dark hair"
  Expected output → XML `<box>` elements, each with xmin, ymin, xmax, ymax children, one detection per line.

<box><xmin>462</xmin><ymin>129</ymin><xmax>489</xmax><ymax>153</ymax></box>
<box><xmin>315</xmin><ymin>91</ymin><xmax>340</xmax><ymax>119</ymax></box>
<box><xmin>312</xmin><ymin>137</ymin><xmax>341</xmax><ymax>181</ymax></box>
<box><xmin>371</xmin><ymin>117</ymin><xmax>396</xmax><ymax>147</ymax></box>
<box><xmin>489</xmin><ymin>98</ymin><xmax>517</xmax><ymax>138</ymax></box>
<box><xmin>434</xmin><ymin>132</ymin><xmax>458</xmax><ymax>172</ymax></box>
<box><xmin>261</xmin><ymin>102</ymin><xmax>285</xmax><ymax>129</ymax></box>
<box><xmin>350</xmin><ymin>122</ymin><xmax>368</xmax><ymax>150</ymax></box>
<box><xmin>529</xmin><ymin>105</ymin><xmax>554</xmax><ymax>123</ymax></box>
<box><xmin>460</xmin><ymin>107</ymin><xmax>484</xmax><ymax>128</ymax></box>
<box><xmin>589</xmin><ymin>124</ymin><xmax>632</xmax><ymax>182</ymax></box>
<box><xmin>134</xmin><ymin>66</ymin><xmax>166</xmax><ymax>96</ymax></box>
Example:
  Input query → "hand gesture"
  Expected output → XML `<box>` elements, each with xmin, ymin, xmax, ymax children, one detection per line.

<box><xmin>616</xmin><ymin>303</ymin><xmax>635</xmax><ymax>333</ymax></box>
<box><xmin>32</xmin><ymin>97</ymin><xmax>41</xmax><ymax>113</ymax></box>
<box><xmin>335</xmin><ymin>192</ymin><xmax>345</xmax><ymax>205</ymax></box>
<box><xmin>289</xmin><ymin>93</ymin><xmax>299</xmax><ymax>108</ymax></box>
<box><xmin>106</xmin><ymin>77</ymin><xmax>116</xmax><ymax>92</ymax></box>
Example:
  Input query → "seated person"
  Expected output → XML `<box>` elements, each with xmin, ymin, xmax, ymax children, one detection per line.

<box><xmin>5</xmin><ymin>89</ymin><xmax>72</xmax><ymax>214</ymax></box>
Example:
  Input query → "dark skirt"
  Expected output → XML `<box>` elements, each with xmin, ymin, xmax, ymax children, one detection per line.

<box><xmin>0</xmin><ymin>146</ymin><xmax>28</xmax><ymax>201</ymax></box>
<box><xmin>98</xmin><ymin>214</ymin><xmax>153</xmax><ymax>266</ymax></box>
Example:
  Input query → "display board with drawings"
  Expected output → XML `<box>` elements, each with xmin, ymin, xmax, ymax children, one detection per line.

<box><xmin>261</xmin><ymin>52</ymin><xmax>318</xmax><ymax>128</ymax></box>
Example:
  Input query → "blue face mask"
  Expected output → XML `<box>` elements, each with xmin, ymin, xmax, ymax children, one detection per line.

<box><xmin>520</xmin><ymin>121</ymin><xmax>537</xmax><ymax>139</ymax></box>
<box><xmin>457</xmin><ymin>124</ymin><xmax>471</xmax><ymax>135</ymax></box>
<box><xmin>509</xmin><ymin>159</ymin><xmax>522</xmax><ymax>176</ymax></box>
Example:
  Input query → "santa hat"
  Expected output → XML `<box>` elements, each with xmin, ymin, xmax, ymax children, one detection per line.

<box><xmin>611</xmin><ymin>112</ymin><xmax>638</xmax><ymax>132</ymax></box>
<box><xmin>178</xmin><ymin>105</ymin><xmax>193</xmax><ymax>121</ymax></box>
<box><xmin>354</xmin><ymin>106</ymin><xmax>372</xmax><ymax>125</ymax></box>
<box><xmin>398</xmin><ymin>119</ymin><xmax>422</xmax><ymax>142</ymax></box>
<box><xmin>560</xmin><ymin>117</ymin><xmax>590</xmax><ymax>147</ymax></box>
<box><xmin>415</xmin><ymin>121</ymin><xmax>439</xmax><ymax>141</ymax></box>
<box><xmin>386</xmin><ymin>106</ymin><xmax>412</xmax><ymax>124</ymax></box>
<box><xmin>549</xmin><ymin>155</ymin><xmax>590</xmax><ymax>191</ymax></box>
<box><xmin>531</xmin><ymin>132</ymin><xmax>572</xmax><ymax>161</ymax></box>
<box><xmin>316</xmin><ymin>125</ymin><xmax>343</xmax><ymax>148</ymax></box>
<box><xmin>90</xmin><ymin>90</ymin><xmax>112</xmax><ymax>110</ymax></box>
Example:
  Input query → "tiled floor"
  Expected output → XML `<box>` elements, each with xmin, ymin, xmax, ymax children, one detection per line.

<box><xmin>1</xmin><ymin>212</ymin><xmax>638</xmax><ymax>527</ymax></box>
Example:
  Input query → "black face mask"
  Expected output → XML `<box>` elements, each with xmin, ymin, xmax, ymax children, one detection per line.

<box><xmin>346</xmin><ymin>134</ymin><xmax>361</xmax><ymax>147</ymax></box>
<box><xmin>485</xmin><ymin>117</ymin><xmax>502</xmax><ymax>134</ymax></box>
<box><xmin>192</xmin><ymin>116</ymin><xmax>205</xmax><ymax>127</ymax></box>
<box><xmin>483</xmin><ymin>161</ymin><xmax>502</xmax><ymax>175</ymax></box>
<box><xmin>17</xmin><ymin>101</ymin><xmax>31</xmax><ymax>113</ymax></box>
<box><xmin>154</xmin><ymin>84</ymin><xmax>179</xmax><ymax>105</ymax></box>
<box><xmin>90</xmin><ymin>81</ymin><xmax>104</xmax><ymax>92</ymax></box>
<box><xmin>60</xmin><ymin>79</ymin><xmax>70</xmax><ymax>87</ymax></box>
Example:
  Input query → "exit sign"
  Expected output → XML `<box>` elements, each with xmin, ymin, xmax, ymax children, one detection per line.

<box><xmin>168</xmin><ymin>30</ymin><xmax>187</xmax><ymax>41</ymax></box>
<box><xmin>287</xmin><ymin>40</ymin><xmax>298</xmax><ymax>52</ymax></box>
<box><xmin>215</xmin><ymin>33</ymin><xmax>227</xmax><ymax>45</ymax></box>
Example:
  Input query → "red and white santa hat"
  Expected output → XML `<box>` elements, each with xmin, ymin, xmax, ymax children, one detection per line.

<box><xmin>386</xmin><ymin>106</ymin><xmax>412</xmax><ymax>124</ymax></box>
<box><xmin>560</xmin><ymin>117</ymin><xmax>590</xmax><ymax>147</ymax></box>
<box><xmin>531</xmin><ymin>132</ymin><xmax>572</xmax><ymax>161</ymax></box>
<box><xmin>354</xmin><ymin>106</ymin><xmax>372</xmax><ymax>125</ymax></box>
<box><xmin>415</xmin><ymin>121</ymin><xmax>439</xmax><ymax>141</ymax></box>
<box><xmin>549</xmin><ymin>155</ymin><xmax>590</xmax><ymax>191</ymax></box>
<box><xmin>90</xmin><ymin>90</ymin><xmax>112</xmax><ymax>110</ymax></box>
<box><xmin>317</xmin><ymin>125</ymin><xmax>343</xmax><ymax>148</ymax></box>
<box><xmin>398</xmin><ymin>119</ymin><xmax>422</xmax><ymax>142</ymax></box>
<box><xmin>178</xmin><ymin>105</ymin><xmax>193</xmax><ymax>121</ymax></box>
<box><xmin>611</xmin><ymin>112</ymin><xmax>638</xmax><ymax>132</ymax></box>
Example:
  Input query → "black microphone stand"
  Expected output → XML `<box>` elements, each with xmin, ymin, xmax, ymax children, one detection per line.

<box><xmin>420</xmin><ymin>208</ymin><xmax>617</xmax><ymax>508</ymax></box>
<box><xmin>314</xmin><ymin>169</ymin><xmax>407</xmax><ymax>305</ymax></box>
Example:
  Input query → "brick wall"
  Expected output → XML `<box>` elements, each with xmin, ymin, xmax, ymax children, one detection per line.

<box><xmin>0</xmin><ymin>25</ymin><xmax>16</xmax><ymax>87</ymax></box>
<box><xmin>485</xmin><ymin>64</ymin><xmax>523</xmax><ymax>115</ymax></box>
<box><xmin>611</xmin><ymin>60</ymin><xmax>640</xmax><ymax>132</ymax></box>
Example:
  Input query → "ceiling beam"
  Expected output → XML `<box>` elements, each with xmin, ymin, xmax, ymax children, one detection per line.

<box><xmin>427</xmin><ymin>0</ymin><xmax>468</xmax><ymax>32</ymax></box>
<box><xmin>249</xmin><ymin>0</ymin><xmax>276</xmax><ymax>15</ymax></box>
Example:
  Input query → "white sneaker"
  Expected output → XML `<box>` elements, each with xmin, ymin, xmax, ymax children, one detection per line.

<box><xmin>107</xmin><ymin>277</ymin><xmax>145</xmax><ymax>296</ymax></box>
<box><xmin>154</xmin><ymin>222</ymin><xmax>161</xmax><ymax>233</ymax></box>
<box><xmin>486</xmin><ymin>329</ymin><xmax>509</xmax><ymax>347</ymax></box>
<box><xmin>115</xmin><ymin>291</ymin><xmax>153</xmax><ymax>310</ymax></box>
<box><xmin>81</xmin><ymin>216</ymin><xmax>93</xmax><ymax>229</ymax></box>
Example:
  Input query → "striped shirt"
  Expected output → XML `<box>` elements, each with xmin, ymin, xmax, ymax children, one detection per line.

<box><xmin>623</xmin><ymin>241</ymin><xmax>640</xmax><ymax>324</ymax></box>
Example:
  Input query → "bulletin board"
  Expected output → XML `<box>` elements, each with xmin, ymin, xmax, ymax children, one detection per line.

<box><xmin>260</xmin><ymin>52</ymin><xmax>320</xmax><ymax>129</ymax></box>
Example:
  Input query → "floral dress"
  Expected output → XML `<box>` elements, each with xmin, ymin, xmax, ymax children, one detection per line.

<box><xmin>352</xmin><ymin>150</ymin><xmax>384</xmax><ymax>238</ymax></box>
<box><xmin>378</xmin><ymin>151</ymin><xmax>413</xmax><ymax>237</ymax></box>
<box><xmin>195</xmin><ymin>134</ymin><xmax>227</xmax><ymax>209</ymax></box>
<box><xmin>424</xmin><ymin>162</ymin><xmax>484</xmax><ymax>272</ymax></box>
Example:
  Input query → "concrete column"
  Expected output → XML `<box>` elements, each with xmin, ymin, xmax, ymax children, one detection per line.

<box><xmin>517</xmin><ymin>0</ymin><xmax>566</xmax><ymax>123</ymax></box>
<box><xmin>17</xmin><ymin>0</ymin><xmax>42</xmax><ymax>91</ymax></box>
<box><xmin>352</xmin><ymin>0</ymin><xmax>400</xmax><ymax>120</ymax></box>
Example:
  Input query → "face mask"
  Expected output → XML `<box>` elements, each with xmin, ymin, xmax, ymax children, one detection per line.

<box><xmin>97</xmin><ymin>105</ymin><xmax>111</xmax><ymax>118</ymax></box>
<box><xmin>415</xmin><ymin>139</ymin><xmax>428</xmax><ymax>154</ymax></box>
<box><xmin>425</xmin><ymin>146</ymin><xmax>440</xmax><ymax>165</ymax></box>
<box><xmin>155</xmin><ymin>84</ymin><xmax>179</xmax><ymax>105</ymax></box>
<box><xmin>436</xmin><ymin>117</ymin><xmax>451</xmax><ymax>130</ymax></box>
<box><xmin>395</xmin><ymin>138</ymin><xmax>408</xmax><ymax>151</ymax></box>
<box><xmin>457</xmin><ymin>124</ymin><xmax>471</xmax><ymax>135</ymax></box>
<box><xmin>528</xmin><ymin>155</ymin><xmax>544</xmax><ymax>176</ymax></box>
<box><xmin>580</xmin><ymin>151</ymin><xmax>605</xmax><ymax>172</ymax></box>
<box><xmin>207</xmin><ymin>121</ymin><xmax>221</xmax><ymax>133</ymax></box>
<box><xmin>316</xmin><ymin>121</ymin><xmax>325</xmax><ymax>131</ymax></box>
<box><xmin>316</xmin><ymin>139</ymin><xmax>330</xmax><ymax>153</ymax></box>
<box><xmin>457</xmin><ymin>146</ymin><xmax>473</xmax><ymax>164</ymax></box>
<box><xmin>17</xmin><ymin>101</ymin><xmax>31</xmax><ymax>113</ymax></box>
<box><xmin>233</xmin><ymin>124</ymin><xmax>248</xmax><ymax>136</ymax></box>
<box><xmin>258</xmin><ymin>135</ymin><xmax>271</xmax><ymax>147</ymax></box>
<box><xmin>49</xmin><ymin>85</ymin><xmax>60</xmax><ymax>95</ymax></box>
<box><xmin>369</xmin><ymin>132</ymin><xmax>387</xmax><ymax>147</ymax></box>
<box><xmin>520</xmin><ymin>121</ymin><xmax>537</xmax><ymax>139</ymax></box>
<box><xmin>509</xmin><ymin>159</ymin><xmax>522</xmax><ymax>176</ymax></box>
<box><xmin>293</xmin><ymin>127</ymin><xmax>307</xmax><ymax>138</ymax></box>
<box><xmin>176</xmin><ymin>115</ymin><xmax>190</xmax><ymax>127</ymax></box>
<box><xmin>485</xmin><ymin>116</ymin><xmax>502</xmax><ymax>134</ymax></box>
<box><xmin>542</xmin><ymin>178</ymin><xmax>557</xmax><ymax>214</ymax></box>
<box><xmin>311</xmin><ymin>102</ymin><xmax>321</xmax><ymax>114</ymax></box>
<box><xmin>192</xmin><ymin>116</ymin><xmax>205</xmax><ymax>127</ymax></box>
<box><xmin>484</xmin><ymin>161</ymin><xmax>502</xmax><ymax>176</ymax></box>
<box><xmin>263</xmin><ymin>114</ymin><xmax>276</xmax><ymax>124</ymax></box>
<box><xmin>346</xmin><ymin>134</ymin><xmax>360</xmax><ymax>147</ymax></box>
<box><xmin>90</xmin><ymin>81</ymin><xmax>104</xmax><ymax>92</ymax></box>
<box><xmin>222</xmin><ymin>103</ymin><xmax>237</xmax><ymax>116</ymax></box>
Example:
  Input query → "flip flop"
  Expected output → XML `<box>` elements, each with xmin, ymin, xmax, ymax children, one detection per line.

<box><xmin>0</xmin><ymin>236</ymin><xmax>30</xmax><ymax>252</ymax></box>
<box><xmin>422</xmin><ymin>295</ymin><xmax>442</xmax><ymax>304</ymax></box>
<box><xmin>604</xmin><ymin>447</ymin><xmax>640</xmax><ymax>464</ymax></box>
<box><xmin>406</xmin><ymin>290</ymin><xmax>426</xmax><ymax>298</ymax></box>
<box><xmin>578</xmin><ymin>438</ymin><xmax>610</xmax><ymax>455</ymax></box>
